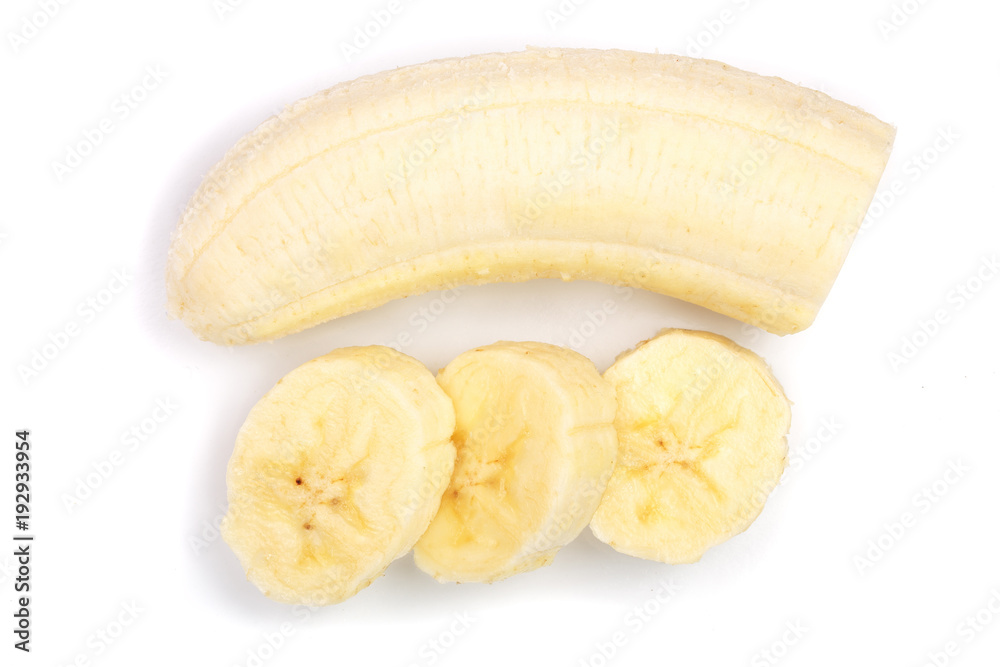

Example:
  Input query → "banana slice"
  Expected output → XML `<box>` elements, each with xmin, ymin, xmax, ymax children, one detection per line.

<box><xmin>414</xmin><ymin>342</ymin><xmax>617</xmax><ymax>582</ymax></box>
<box><xmin>591</xmin><ymin>329</ymin><xmax>791</xmax><ymax>563</ymax></box>
<box><xmin>221</xmin><ymin>346</ymin><xmax>456</xmax><ymax>605</ymax></box>
<box><xmin>167</xmin><ymin>48</ymin><xmax>895</xmax><ymax>344</ymax></box>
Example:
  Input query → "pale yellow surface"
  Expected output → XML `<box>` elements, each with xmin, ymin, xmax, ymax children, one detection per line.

<box><xmin>414</xmin><ymin>341</ymin><xmax>617</xmax><ymax>582</ymax></box>
<box><xmin>166</xmin><ymin>48</ymin><xmax>895</xmax><ymax>344</ymax></box>
<box><xmin>222</xmin><ymin>346</ymin><xmax>456</xmax><ymax>605</ymax></box>
<box><xmin>592</xmin><ymin>329</ymin><xmax>791</xmax><ymax>563</ymax></box>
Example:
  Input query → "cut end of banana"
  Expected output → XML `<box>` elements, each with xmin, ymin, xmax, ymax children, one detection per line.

<box><xmin>221</xmin><ymin>346</ymin><xmax>456</xmax><ymax>605</ymax></box>
<box><xmin>413</xmin><ymin>341</ymin><xmax>617</xmax><ymax>583</ymax></box>
<box><xmin>591</xmin><ymin>329</ymin><xmax>791</xmax><ymax>564</ymax></box>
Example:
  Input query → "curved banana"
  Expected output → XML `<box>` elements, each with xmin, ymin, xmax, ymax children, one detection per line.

<box><xmin>590</xmin><ymin>329</ymin><xmax>791</xmax><ymax>563</ymax></box>
<box><xmin>222</xmin><ymin>346</ymin><xmax>456</xmax><ymax>605</ymax></box>
<box><xmin>414</xmin><ymin>341</ymin><xmax>617</xmax><ymax>582</ymax></box>
<box><xmin>167</xmin><ymin>48</ymin><xmax>895</xmax><ymax>344</ymax></box>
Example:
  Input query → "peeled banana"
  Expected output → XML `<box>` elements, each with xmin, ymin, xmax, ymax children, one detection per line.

<box><xmin>413</xmin><ymin>342</ymin><xmax>617</xmax><ymax>582</ymax></box>
<box><xmin>590</xmin><ymin>329</ymin><xmax>791</xmax><ymax>563</ymax></box>
<box><xmin>166</xmin><ymin>47</ymin><xmax>895</xmax><ymax>344</ymax></box>
<box><xmin>221</xmin><ymin>346</ymin><xmax>456</xmax><ymax>605</ymax></box>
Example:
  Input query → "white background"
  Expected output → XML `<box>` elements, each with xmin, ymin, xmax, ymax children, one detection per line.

<box><xmin>2</xmin><ymin>0</ymin><xmax>999</xmax><ymax>665</ymax></box>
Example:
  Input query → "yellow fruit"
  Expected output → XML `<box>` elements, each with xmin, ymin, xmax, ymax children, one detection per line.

<box><xmin>222</xmin><ymin>346</ymin><xmax>455</xmax><ymax>604</ymax></box>
<box><xmin>166</xmin><ymin>48</ymin><xmax>895</xmax><ymax>344</ymax></box>
<box><xmin>414</xmin><ymin>342</ymin><xmax>617</xmax><ymax>582</ymax></box>
<box><xmin>591</xmin><ymin>329</ymin><xmax>791</xmax><ymax>563</ymax></box>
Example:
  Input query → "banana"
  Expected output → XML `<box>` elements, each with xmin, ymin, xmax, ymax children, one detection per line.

<box><xmin>221</xmin><ymin>346</ymin><xmax>456</xmax><ymax>605</ymax></box>
<box><xmin>166</xmin><ymin>47</ymin><xmax>895</xmax><ymax>345</ymax></box>
<box><xmin>413</xmin><ymin>341</ymin><xmax>617</xmax><ymax>583</ymax></box>
<box><xmin>590</xmin><ymin>329</ymin><xmax>791</xmax><ymax>564</ymax></box>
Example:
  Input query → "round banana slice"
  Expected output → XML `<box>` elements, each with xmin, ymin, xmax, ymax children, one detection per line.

<box><xmin>414</xmin><ymin>341</ymin><xmax>618</xmax><ymax>583</ymax></box>
<box><xmin>591</xmin><ymin>329</ymin><xmax>791</xmax><ymax>564</ymax></box>
<box><xmin>222</xmin><ymin>346</ymin><xmax>456</xmax><ymax>605</ymax></box>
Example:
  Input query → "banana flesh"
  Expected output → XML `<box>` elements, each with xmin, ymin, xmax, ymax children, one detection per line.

<box><xmin>591</xmin><ymin>329</ymin><xmax>791</xmax><ymax>563</ymax></box>
<box><xmin>221</xmin><ymin>346</ymin><xmax>456</xmax><ymax>605</ymax></box>
<box><xmin>166</xmin><ymin>48</ymin><xmax>895</xmax><ymax>344</ymax></box>
<box><xmin>413</xmin><ymin>341</ymin><xmax>617</xmax><ymax>582</ymax></box>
